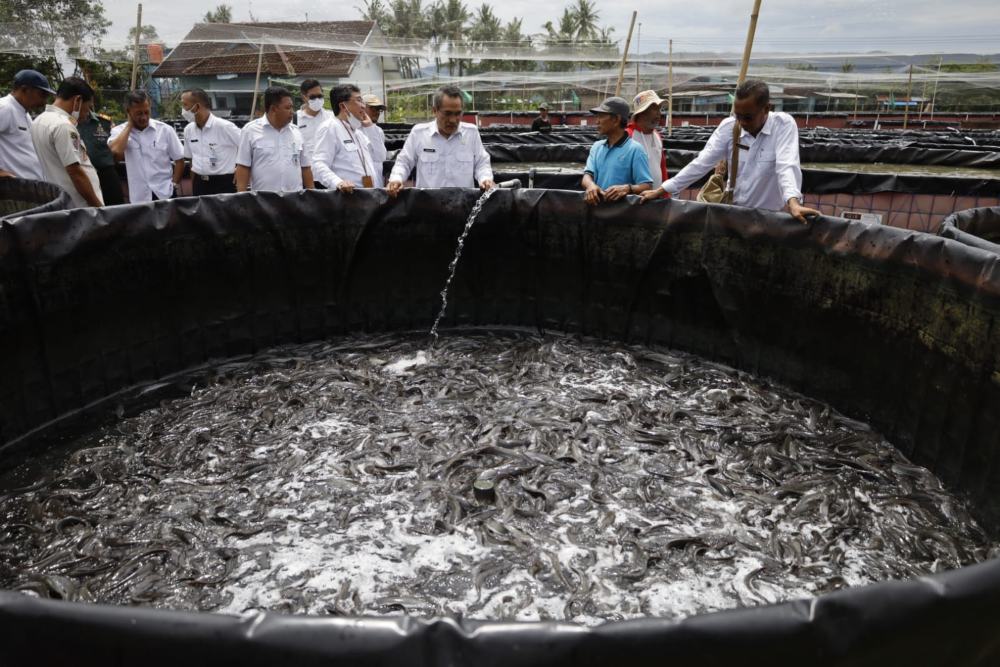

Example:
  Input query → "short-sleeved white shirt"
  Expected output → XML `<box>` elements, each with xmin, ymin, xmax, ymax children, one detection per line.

<box><xmin>311</xmin><ymin>117</ymin><xmax>386</xmax><ymax>189</ymax></box>
<box><xmin>109</xmin><ymin>118</ymin><xmax>184</xmax><ymax>202</ymax></box>
<box><xmin>388</xmin><ymin>121</ymin><xmax>492</xmax><ymax>188</ymax></box>
<box><xmin>0</xmin><ymin>94</ymin><xmax>45</xmax><ymax>180</ymax></box>
<box><xmin>295</xmin><ymin>108</ymin><xmax>334</xmax><ymax>156</ymax></box>
<box><xmin>29</xmin><ymin>105</ymin><xmax>103</xmax><ymax>208</ymax></box>
<box><xmin>183</xmin><ymin>113</ymin><xmax>241</xmax><ymax>176</ymax></box>
<box><xmin>236</xmin><ymin>117</ymin><xmax>308</xmax><ymax>193</ymax></box>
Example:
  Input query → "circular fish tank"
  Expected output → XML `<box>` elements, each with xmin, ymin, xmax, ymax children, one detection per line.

<box><xmin>0</xmin><ymin>177</ymin><xmax>71</xmax><ymax>221</ymax></box>
<box><xmin>1</xmin><ymin>187</ymin><xmax>999</xmax><ymax>665</ymax></box>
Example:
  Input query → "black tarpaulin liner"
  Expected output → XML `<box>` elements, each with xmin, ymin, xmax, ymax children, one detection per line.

<box><xmin>939</xmin><ymin>206</ymin><xmax>1000</xmax><ymax>254</ymax></box>
<box><xmin>0</xmin><ymin>178</ymin><xmax>71</xmax><ymax>221</ymax></box>
<box><xmin>1</xmin><ymin>189</ymin><xmax>1000</xmax><ymax>664</ymax></box>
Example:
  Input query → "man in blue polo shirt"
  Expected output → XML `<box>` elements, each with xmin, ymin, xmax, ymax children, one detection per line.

<box><xmin>581</xmin><ymin>96</ymin><xmax>653</xmax><ymax>205</ymax></box>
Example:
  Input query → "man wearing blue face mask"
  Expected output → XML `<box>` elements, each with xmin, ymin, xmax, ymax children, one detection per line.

<box><xmin>181</xmin><ymin>87</ymin><xmax>241</xmax><ymax>196</ymax></box>
<box><xmin>29</xmin><ymin>77</ymin><xmax>103</xmax><ymax>208</ymax></box>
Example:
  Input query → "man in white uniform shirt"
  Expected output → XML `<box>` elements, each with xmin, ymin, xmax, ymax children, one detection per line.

<box><xmin>312</xmin><ymin>84</ymin><xmax>387</xmax><ymax>192</ymax></box>
<box><xmin>235</xmin><ymin>86</ymin><xmax>314</xmax><ymax>193</ymax></box>
<box><xmin>641</xmin><ymin>80</ymin><xmax>819</xmax><ymax>223</ymax></box>
<box><xmin>109</xmin><ymin>90</ymin><xmax>185</xmax><ymax>202</ymax></box>
<box><xmin>0</xmin><ymin>69</ymin><xmax>53</xmax><ymax>180</ymax></box>
<box><xmin>387</xmin><ymin>85</ymin><xmax>493</xmax><ymax>196</ymax></box>
<box><xmin>180</xmin><ymin>88</ymin><xmax>241</xmax><ymax>195</ymax></box>
<box><xmin>295</xmin><ymin>79</ymin><xmax>333</xmax><ymax>158</ymax></box>
<box><xmin>29</xmin><ymin>77</ymin><xmax>103</xmax><ymax>208</ymax></box>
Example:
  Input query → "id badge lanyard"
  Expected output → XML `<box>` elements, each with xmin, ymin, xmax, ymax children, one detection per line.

<box><xmin>341</xmin><ymin>120</ymin><xmax>374</xmax><ymax>188</ymax></box>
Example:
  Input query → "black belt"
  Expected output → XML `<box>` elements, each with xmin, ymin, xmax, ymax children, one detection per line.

<box><xmin>193</xmin><ymin>172</ymin><xmax>234</xmax><ymax>182</ymax></box>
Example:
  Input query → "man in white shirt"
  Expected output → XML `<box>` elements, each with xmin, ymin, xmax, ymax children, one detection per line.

<box><xmin>387</xmin><ymin>85</ymin><xmax>493</xmax><ymax>196</ymax></box>
<box><xmin>295</xmin><ymin>79</ymin><xmax>334</xmax><ymax>158</ymax></box>
<box><xmin>235</xmin><ymin>86</ymin><xmax>315</xmax><ymax>193</ymax></box>
<box><xmin>181</xmin><ymin>87</ymin><xmax>241</xmax><ymax>196</ymax></box>
<box><xmin>0</xmin><ymin>69</ymin><xmax>53</xmax><ymax>180</ymax></box>
<box><xmin>29</xmin><ymin>77</ymin><xmax>103</xmax><ymax>208</ymax></box>
<box><xmin>108</xmin><ymin>90</ymin><xmax>185</xmax><ymax>202</ymax></box>
<box><xmin>312</xmin><ymin>84</ymin><xmax>387</xmax><ymax>193</ymax></box>
<box><xmin>641</xmin><ymin>80</ymin><xmax>819</xmax><ymax>223</ymax></box>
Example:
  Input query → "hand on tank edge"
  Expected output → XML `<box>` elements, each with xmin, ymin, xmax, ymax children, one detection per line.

<box><xmin>639</xmin><ymin>187</ymin><xmax>665</xmax><ymax>203</ymax></box>
<box><xmin>386</xmin><ymin>180</ymin><xmax>403</xmax><ymax>198</ymax></box>
<box><xmin>0</xmin><ymin>170</ymin><xmax>14</xmax><ymax>179</ymax></box>
<box><xmin>479</xmin><ymin>179</ymin><xmax>495</xmax><ymax>191</ymax></box>
<box><xmin>604</xmin><ymin>184</ymin><xmax>631</xmax><ymax>202</ymax></box>
<box><xmin>787</xmin><ymin>198</ymin><xmax>821</xmax><ymax>224</ymax></box>
<box><xmin>338</xmin><ymin>181</ymin><xmax>356</xmax><ymax>194</ymax></box>
<box><xmin>584</xmin><ymin>184</ymin><xmax>604</xmax><ymax>206</ymax></box>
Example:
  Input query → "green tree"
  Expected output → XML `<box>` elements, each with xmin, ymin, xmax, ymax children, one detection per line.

<box><xmin>841</xmin><ymin>60</ymin><xmax>854</xmax><ymax>73</ymax></box>
<box><xmin>0</xmin><ymin>0</ymin><xmax>110</xmax><ymax>82</ymax></box>
<box><xmin>467</xmin><ymin>4</ymin><xmax>501</xmax><ymax>72</ymax></box>
<box><xmin>204</xmin><ymin>4</ymin><xmax>233</xmax><ymax>23</ymax></box>
<box><xmin>570</xmin><ymin>0</ymin><xmax>600</xmax><ymax>41</ymax></box>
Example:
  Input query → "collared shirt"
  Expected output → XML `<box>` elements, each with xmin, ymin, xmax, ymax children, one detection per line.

<box><xmin>109</xmin><ymin>118</ymin><xmax>184</xmax><ymax>202</ymax></box>
<box><xmin>183</xmin><ymin>113</ymin><xmax>241</xmax><ymax>176</ymax></box>
<box><xmin>235</xmin><ymin>117</ymin><xmax>308</xmax><ymax>193</ymax></box>
<box><xmin>0</xmin><ymin>94</ymin><xmax>45</xmax><ymax>180</ymax></box>
<box><xmin>29</xmin><ymin>104</ymin><xmax>103</xmax><ymax>208</ymax></box>
<box><xmin>77</xmin><ymin>112</ymin><xmax>116</xmax><ymax>169</ymax></box>
<box><xmin>311</xmin><ymin>116</ymin><xmax>387</xmax><ymax>189</ymax></box>
<box><xmin>389</xmin><ymin>121</ymin><xmax>492</xmax><ymax>188</ymax></box>
<box><xmin>583</xmin><ymin>133</ymin><xmax>654</xmax><ymax>190</ymax></box>
<box><xmin>295</xmin><ymin>108</ymin><xmax>334</xmax><ymax>156</ymax></box>
<box><xmin>661</xmin><ymin>112</ymin><xmax>802</xmax><ymax>211</ymax></box>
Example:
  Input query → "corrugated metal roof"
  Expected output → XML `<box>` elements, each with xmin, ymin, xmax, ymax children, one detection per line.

<box><xmin>152</xmin><ymin>21</ymin><xmax>375</xmax><ymax>78</ymax></box>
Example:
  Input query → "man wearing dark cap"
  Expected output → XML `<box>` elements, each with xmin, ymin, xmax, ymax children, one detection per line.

<box><xmin>77</xmin><ymin>107</ymin><xmax>125</xmax><ymax>205</ymax></box>
<box><xmin>531</xmin><ymin>104</ymin><xmax>552</xmax><ymax>133</ymax></box>
<box><xmin>0</xmin><ymin>69</ymin><xmax>54</xmax><ymax>180</ymax></box>
<box><xmin>581</xmin><ymin>96</ymin><xmax>653</xmax><ymax>205</ymax></box>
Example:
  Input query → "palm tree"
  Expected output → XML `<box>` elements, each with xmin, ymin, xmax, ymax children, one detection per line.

<box><xmin>467</xmin><ymin>4</ymin><xmax>502</xmax><ymax>72</ymax></box>
<box><xmin>570</xmin><ymin>0</ymin><xmax>600</xmax><ymax>41</ymax></box>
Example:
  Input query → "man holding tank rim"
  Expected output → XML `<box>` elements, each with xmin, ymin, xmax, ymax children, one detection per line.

<box><xmin>640</xmin><ymin>79</ymin><xmax>820</xmax><ymax>223</ymax></box>
<box><xmin>386</xmin><ymin>85</ymin><xmax>493</xmax><ymax>196</ymax></box>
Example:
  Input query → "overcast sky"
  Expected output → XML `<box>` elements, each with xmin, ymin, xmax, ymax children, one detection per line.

<box><xmin>101</xmin><ymin>0</ymin><xmax>1000</xmax><ymax>55</ymax></box>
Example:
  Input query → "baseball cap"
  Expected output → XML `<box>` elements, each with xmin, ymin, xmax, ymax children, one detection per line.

<box><xmin>13</xmin><ymin>69</ymin><xmax>57</xmax><ymax>95</ymax></box>
<box><xmin>538</xmin><ymin>103</ymin><xmax>549</xmax><ymax>110</ymax></box>
<box><xmin>589</xmin><ymin>96</ymin><xmax>630</xmax><ymax>120</ymax></box>
<box><xmin>633</xmin><ymin>90</ymin><xmax>665</xmax><ymax>115</ymax></box>
<box><xmin>362</xmin><ymin>93</ymin><xmax>385</xmax><ymax>108</ymax></box>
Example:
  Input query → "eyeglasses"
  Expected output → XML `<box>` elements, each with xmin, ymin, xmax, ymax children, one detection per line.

<box><xmin>734</xmin><ymin>109</ymin><xmax>763</xmax><ymax>122</ymax></box>
<box><xmin>307</xmin><ymin>94</ymin><xmax>324</xmax><ymax>100</ymax></box>
<box><xmin>437</xmin><ymin>110</ymin><xmax>463</xmax><ymax>119</ymax></box>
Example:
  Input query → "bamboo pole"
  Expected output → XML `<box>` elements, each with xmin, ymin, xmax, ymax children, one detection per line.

<box><xmin>635</xmin><ymin>23</ymin><xmax>641</xmax><ymax>98</ymax></box>
<box><xmin>930</xmin><ymin>57</ymin><xmax>942</xmax><ymax>119</ymax></box>
<box><xmin>130</xmin><ymin>4</ymin><xmax>142</xmax><ymax>90</ymax></box>
<box><xmin>614</xmin><ymin>12</ymin><xmax>638</xmax><ymax>98</ymax></box>
<box><xmin>727</xmin><ymin>0</ymin><xmax>763</xmax><ymax>195</ymax></box>
<box><xmin>853</xmin><ymin>79</ymin><xmax>860</xmax><ymax>120</ymax></box>
<box><xmin>667</xmin><ymin>39</ymin><xmax>673</xmax><ymax>137</ymax></box>
<box><xmin>250</xmin><ymin>42</ymin><xmax>264</xmax><ymax>118</ymax></box>
<box><xmin>903</xmin><ymin>62</ymin><xmax>913</xmax><ymax>130</ymax></box>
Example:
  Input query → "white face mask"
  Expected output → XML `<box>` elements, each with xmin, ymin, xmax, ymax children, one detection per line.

<box><xmin>70</xmin><ymin>98</ymin><xmax>81</xmax><ymax>124</ymax></box>
<box><xmin>308</xmin><ymin>98</ymin><xmax>324</xmax><ymax>112</ymax></box>
<box><xmin>348</xmin><ymin>114</ymin><xmax>362</xmax><ymax>129</ymax></box>
<box><xmin>181</xmin><ymin>107</ymin><xmax>196</xmax><ymax>123</ymax></box>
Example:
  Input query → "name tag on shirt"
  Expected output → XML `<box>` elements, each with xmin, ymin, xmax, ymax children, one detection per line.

<box><xmin>17</xmin><ymin>126</ymin><xmax>27</xmax><ymax>131</ymax></box>
<box><xmin>423</xmin><ymin>148</ymin><xmax>436</xmax><ymax>153</ymax></box>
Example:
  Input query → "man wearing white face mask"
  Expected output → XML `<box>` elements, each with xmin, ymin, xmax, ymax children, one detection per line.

<box><xmin>295</xmin><ymin>79</ymin><xmax>333</xmax><ymax>158</ymax></box>
<box><xmin>181</xmin><ymin>87</ymin><xmax>241</xmax><ymax>195</ymax></box>
<box><xmin>312</xmin><ymin>84</ymin><xmax>387</xmax><ymax>192</ymax></box>
<box><xmin>29</xmin><ymin>77</ymin><xmax>103</xmax><ymax>208</ymax></box>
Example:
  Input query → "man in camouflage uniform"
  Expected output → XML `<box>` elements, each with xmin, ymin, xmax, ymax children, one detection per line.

<box><xmin>77</xmin><ymin>108</ymin><xmax>124</xmax><ymax>205</ymax></box>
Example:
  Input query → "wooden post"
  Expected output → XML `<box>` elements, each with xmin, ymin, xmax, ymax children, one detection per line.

<box><xmin>635</xmin><ymin>23</ymin><xmax>641</xmax><ymax>98</ymax></box>
<box><xmin>919</xmin><ymin>63</ymin><xmax>929</xmax><ymax>120</ymax></box>
<box><xmin>130</xmin><ymin>4</ymin><xmax>142</xmax><ymax>90</ymax></box>
<box><xmin>614</xmin><ymin>11</ymin><xmax>638</xmax><ymax>98</ymax></box>
<box><xmin>250</xmin><ymin>42</ymin><xmax>264</xmax><ymax>118</ymax></box>
<box><xmin>853</xmin><ymin>79</ymin><xmax>859</xmax><ymax>120</ymax></box>
<box><xmin>727</xmin><ymin>0</ymin><xmax>763</xmax><ymax>195</ymax></box>
<box><xmin>903</xmin><ymin>62</ymin><xmax>913</xmax><ymax>130</ymax></box>
<box><xmin>667</xmin><ymin>39</ymin><xmax>673</xmax><ymax>137</ymax></box>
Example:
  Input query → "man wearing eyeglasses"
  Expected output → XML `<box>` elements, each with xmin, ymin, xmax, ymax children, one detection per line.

<box><xmin>386</xmin><ymin>85</ymin><xmax>493</xmax><ymax>197</ymax></box>
<box><xmin>640</xmin><ymin>79</ymin><xmax>819</xmax><ymax>223</ymax></box>
<box><xmin>296</xmin><ymin>79</ymin><xmax>334</xmax><ymax>157</ymax></box>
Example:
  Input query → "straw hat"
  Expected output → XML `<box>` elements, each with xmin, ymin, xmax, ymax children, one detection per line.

<box><xmin>362</xmin><ymin>94</ymin><xmax>386</xmax><ymax>108</ymax></box>
<box><xmin>633</xmin><ymin>90</ymin><xmax>665</xmax><ymax>116</ymax></box>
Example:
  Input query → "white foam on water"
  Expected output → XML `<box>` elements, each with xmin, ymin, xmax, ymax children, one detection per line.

<box><xmin>383</xmin><ymin>351</ymin><xmax>431</xmax><ymax>375</ymax></box>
